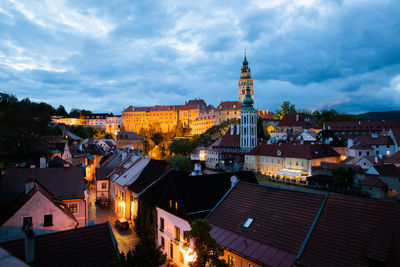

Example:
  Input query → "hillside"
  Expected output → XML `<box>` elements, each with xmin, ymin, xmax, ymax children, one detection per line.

<box><xmin>355</xmin><ymin>111</ymin><xmax>400</xmax><ymax>121</ymax></box>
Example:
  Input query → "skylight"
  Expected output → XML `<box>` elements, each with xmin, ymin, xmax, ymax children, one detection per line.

<box><xmin>243</xmin><ymin>217</ymin><xmax>254</xmax><ymax>228</ymax></box>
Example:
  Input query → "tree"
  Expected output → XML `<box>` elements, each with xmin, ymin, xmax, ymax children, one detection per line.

<box><xmin>111</xmin><ymin>237</ymin><xmax>166</xmax><ymax>267</ymax></box>
<box><xmin>55</xmin><ymin>105</ymin><xmax>68</xmax><ymax>116</ymax></box>
<box><xmin>169</xmin><ymin>138</ymin><xmax>197</xmax><ymax>155</ymax></box>
<box><xmin>273</xmin><ymin>101</ymin><xmax>296</xmax><ymax>120</ymax></box>
<box><xmin>332</xmin><ymin>168</ymin><xmax>354</xmax><ymax>190</ymax></box>
<box><xmin>166</xmin><ymin>155</ymin><xmax>192</xmax><ymax>172</ymax></box>
<box><xmin>313</xmin><ymin>109</ymin><xmax>338</xmax><ymax>127</ymax></box>
<box><xmin>187</xmin><ymin>219</ymin><xmax>229</xmax><ymax>267</ymax></box>
<box><xmin>257</xmin><ymin>116</ymin><xmax>266</xmax><ymax>139</ymax></box>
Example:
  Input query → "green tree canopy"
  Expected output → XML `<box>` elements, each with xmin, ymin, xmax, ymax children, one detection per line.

<box><xmin>187</xmin><ymin>219</ymin><xmax>228</xmax><ymax>267</ymax></box>
<box><xmin>273</xmin><ymin>101</ymin><xmax>296</xmax><ymax>120</ymax></box>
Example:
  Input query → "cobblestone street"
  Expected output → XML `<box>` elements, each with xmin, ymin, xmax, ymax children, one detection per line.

<box><xmin>88</xmin><ymin>186</ymin><xmax>139</xmax><ymax>254</ymax></box>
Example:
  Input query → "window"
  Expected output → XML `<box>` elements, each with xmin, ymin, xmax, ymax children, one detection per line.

<box><xmin>101</xmin><ymin>182</ymin><xmax>107</xmax><ymax>189</ymax></box>
<box><xmin>169</xmin><ymin>243</ymin><xmax>173</xmax><ymax>259</ymax></box>
<box><xmin>228</xmin><ymin>255</ymin><xmax>236</xmax><ymax>267</ymax></box>
<box><xmin>175</xmin><ymin>226</ymin><xmax>181</xmax><ymax>242</ymax></box>
<box><xmin>44</xmin><ymin>214</ymin><xmax>53</xmax><ymax>226</ymax></box>
<box><xmin>243</xmin><ymin>217</ymin><xmax>254</xmax><ymax>228</ymax></box>
<box><xmin>68</xmin><ymin>203</ymin><xmax>78</xmax><ymax>213</ymax></box>
<box><xmin>249</xmin><ymin>265</ymin><xmax>255</xmax><ymax>267</ymax></box>
<box><xmin>160</xmin><ymin>217</ymin><xmax>164</xmax><ymax>232</ymax></box>
<box><xmin>175</xmin><ymin>201</ymin><xmax>178</xmax><ymax>210</ymax></box>
<box><xmin>387</xmin><ymin>151</ymin><xmax>391</xmax><ymax>156</ymax></box>
<box><xmin>366</xmin><ymin>151</ymin><xmax>370</xmax><ymax>156</ymax></box>
<box><xmin>23</xmin><ymin>217</ymin><xmax>32</xmax><ymax>230</ymax></box>
<box><xmin>161</xmin><ymin>236</ymin><xmax>165</xmax><ymax>249</ymax></box>
<box><xmin>358</xmin><ymin>151</ymin><xmax>362</xmax><ymax>156</ymax></box>
<box><xmin>169</xmin><ymin>200</ymin><xmax>172</xmax><ymax>208</ymax></box>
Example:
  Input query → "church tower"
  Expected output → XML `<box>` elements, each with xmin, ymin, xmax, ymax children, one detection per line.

<box><xmin>238</xmin><ymin>53</ymin><xmax>253</xmax><ymax>103</ymax></box>
<box><xmin>240</xmin><ymin>84</ymin><xmax>257</xmax><ymax>152</ymax></box>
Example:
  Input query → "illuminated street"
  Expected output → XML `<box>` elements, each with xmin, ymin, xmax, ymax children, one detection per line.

<box><xmin>88</xmin><ymin>187</ymin><xmax>139</xmax><ymax>254</ymax></box>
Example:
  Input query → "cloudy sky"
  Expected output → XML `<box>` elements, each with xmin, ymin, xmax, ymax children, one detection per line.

<box><xmin>0</xmin><ymin>0</ymin><xmax>399</xmax><ymax>114</ymax></box>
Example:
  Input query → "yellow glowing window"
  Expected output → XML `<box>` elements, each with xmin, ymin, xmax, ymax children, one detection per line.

<box><xmin>175</xmin><ymin>201</ymin><xmax>178</xmax><ymax>210</ymax></box>
<box><xmin>169</xmin><ymin>200</ymin><xmax>172</xmax><ymax>207</ymax></box>
<box><xmin>387</xmin><ymin>151</ymin><xmax>390</xmax><ymax>156</ymax></box>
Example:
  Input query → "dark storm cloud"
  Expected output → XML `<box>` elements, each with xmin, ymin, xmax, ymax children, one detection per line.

<box><xmin>0</xmin><ymin>0</ymin><xmax>399</xmax><ymax>114</ymax></box>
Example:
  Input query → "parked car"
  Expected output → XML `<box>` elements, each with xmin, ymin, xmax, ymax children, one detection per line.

<box><xmin>115</xmin><ymin>218</ymin><xmax>129</xmax><ymax>231</ymax></box>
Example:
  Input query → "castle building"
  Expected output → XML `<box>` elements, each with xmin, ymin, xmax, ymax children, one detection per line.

<box><xmin>238</xmin><ymin>54</ymin><xmax>253</xmax><ymax>103</ymax></box>
<box><xmin>122</xmin><ymin>99</ymin><xmax>209</xmax><ymax>133</ymax></box>
<box><xmin>240</xmin><ymin>84</ymin><xmax>258</xmax><ymax>152</ymax></box>
<box><xmin>214</xmin><ymin>101</ymin><xmax>242</xmax><ymax>125</ymax></box>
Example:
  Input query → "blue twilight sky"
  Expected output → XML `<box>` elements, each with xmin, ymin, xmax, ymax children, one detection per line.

<box><xmin>0</xmin><ymin>0</ymin><xmax>400</xmax><ymax>114</ymax></box>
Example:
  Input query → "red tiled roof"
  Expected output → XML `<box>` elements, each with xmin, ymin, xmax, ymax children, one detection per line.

<box><xmin>216</xmin><ymin>101</ymin><xmax>242</xmax><ymax>110</ymax></box>
<box><xmin>122</xmin><ymin>100</ymin><xmax>207</xmax><ymax>113</ymax></box>
<box><xmin>208</xmin><ymin>182</ymin><xmax>325</xmax><ymax>257</ymax></box>
<box><xmin>277</xmin><ymin>113</ymin><xmax>318</xmax><ymax>128</ymax></box>
<box><xmin>218</xmin><ymin>125</ymin><xmax>240</xmax><ymax>148</ymax></box>
<box><xmin>325</xmin><ymin>121</ymin><xmax>400</xmax><ymax>131</ymax></box>
<box><xmin>350</xmin><ymin>140</ymin><xmax>372</xmax><ymax>150</ymax></box>
<box><xmin>355</xmin><ymin>135</ymin><xmax>394</xmax><ymax>146</ymax></box>
<box><xmin>298</xmin><ymin>194</ymin><xmax>400</xmax><ymax>266</ymax></box>
<box><xmin>318</xmin><ymin>161</ymin><xmax>364</xmax><ymax>173</ymax></box>
<box><xmin>248</xmin><ymin>143</ymin><xmax>340</xmax><ymax>159</ymax></box>
<box><xmin>359</xmin><ymin>177</ymin><xmax>387</xmax><ymax>188</ymax></box>
<box><xmin>117</xmin><ymin>131</ymin><xmax>143</xmax><ymax>140</ymax></box>
<box><xmin>0</xmin><ymin>223</ymin><xmax>119</xmax><ymax>267</ymax></box>
<box><xmin>390</xmin><ymin>128</ymin><xmax>400</xmax><ymax>145</ymax></box>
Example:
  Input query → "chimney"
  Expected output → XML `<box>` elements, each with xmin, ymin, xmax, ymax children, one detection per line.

<box><xmin>347</xmin><ymin>139</ymin><xmax>353</xmax><ymax>149</ymax></box>
<box><xmin>40</xmin><ymin>157</ymin><xmax>46</xmax><ymax>168</ymax></box>
<box><xmin>236</xmin><ymin>124</ymin><xmax>240</xmax><ymax>135</ymax></box>
<box><xmin>25</xmin><ymin>178</ymin><xmax>35</xmax><ymax>194</ymax></box>
<box><xmin>230</xmin><ymin>175</ymin><xmax>238</xmax><ymax>188</ymax></box>
<box><xmin>24</xmin><ymin>222</ymin><xmax>35</xmax><ymax>264</ymax></box>
<box><xmin>296</xmin><ymin>114</ymin><xmax>299</xmax><ymax>122</ymax></box>
<box><xmin>230</xmin><ymin>124</ymin><xmax>234</xmax><ymax>135</ymax></box>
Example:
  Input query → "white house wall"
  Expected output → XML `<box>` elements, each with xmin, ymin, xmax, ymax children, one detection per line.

<box><xmin>0</xmin><ymin>192</ymin><xmax>77</xmax><ymax>241</ymax></box>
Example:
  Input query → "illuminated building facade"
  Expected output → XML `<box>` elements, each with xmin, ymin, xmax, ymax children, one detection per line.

<box><xmin>214</xmin><ymin>101</ymin><xmax>242</xmax><ymax>125</ymax></box>
<box><xmin>122</xmin><ymin>99</ymin><xmax>209</xmax><ymax>133</ymax></box>
<box><xmin>190</xmin><ymin>112</ymin><xmax>216</xmax><ymax>136</ymax></box>
<box><xmin>245</xmin><ymin>143</ymin><xmax>340</xmax><ymax>185</ymax></box>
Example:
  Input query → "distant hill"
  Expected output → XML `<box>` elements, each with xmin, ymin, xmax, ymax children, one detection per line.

<box><xmin>355</xmin><ymin>111</ymin><xmax>400</xmax><ymax>121</ymax></box>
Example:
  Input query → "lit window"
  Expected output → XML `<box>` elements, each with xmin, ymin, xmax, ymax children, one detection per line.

<box><xmin>68</xmin><ymin>203</ymin><xmax>78</xmax><ymax>213</ymax></box>
<box><xmin>175</xmin><ymin>201</ymin><xmax>178</xmax><ymax>210</ymax></box>
<box><xmin>243</xmin><ymin>217</ymin><xmax>254</xmax><ymax>228</ymax></box>
<box><xmin>101</xmin><ymin>182</ymin><xmax>107</xmax><ymax>189</ymax></box>
<box><xmin>387</xmin><ymin>151</ymin><xmax>390</xmax><ymax>156</ymax></box>
<box><xmin>175</xmin><ymin>226</ymin><xmax>181</xmax><ymax>242</ymax></box>
<box><xmin>228</xmin><ymin>255</ymin><xmax>236</xmax><ymax>267</ymax></box>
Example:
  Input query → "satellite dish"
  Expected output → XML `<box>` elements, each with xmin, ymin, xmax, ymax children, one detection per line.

<box><xmin>230</xmin><ymin>175</ymin><xmax>238</xmax><ymax>184</ymax></box>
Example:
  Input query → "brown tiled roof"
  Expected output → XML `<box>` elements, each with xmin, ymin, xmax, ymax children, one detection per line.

<box><xmin>298</xmin><ymin>194</ymin><xmax>400</xmax><ymax>266</ymax></box>
<box><xmin>355</xmin><ymin>135</ymin><xmax>394</xmax><ymax>146</ymax></box>
<box><xmin>277</xmin><ymin>113</ymin><xmax>318</xmax><ymax>128</ymax></box>
<box><xmin>359</xmin><ymin>177</ymin><xmax>387</xmax><ymax>188</ymax></box>
<box><xmin>0</xmin><ymin>168</ymin><xmax>85</xmax><ymax>205</ymax></box>
<box><xmin>324</xmin><ymin>121</ymin><xmax>400</xmax><ymax>131</ymax></box>
<box><xmin>216</xmin><ymin>101</ymin><xmax>242</xmax><ymax>110</ymax></box>
<box><xmin>0</xmin><ymin>223</ymin><xmax>119</xmax><ymax>267</ymax></box>
<box><xmin>208</xmin><ymin>182</ymin><xmax>325</xmax><ymax>258</ymax></box>
<box><xmin>117</xmin><ymin>131</ymin><xmax>143</xmax><ymax>140</ymax></box>
<box><xmin>248</xmin><ymin>143</ymin><xmax>340</xmax><ymax>159</ymax></box>
<box><xmin>374</xmin><ymin>164</ymin><xmax>400</xmax><ymax>178</ymax></box>
<box><xmin>218</xmin><ymin>125</ymin><xmax>240</xmax><ymax>148</ymax></box>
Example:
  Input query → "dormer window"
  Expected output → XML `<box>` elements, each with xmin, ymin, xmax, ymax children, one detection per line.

<box><xmin>243</xmin><ymin>217</ymin><xmax>254</xmax><ymax>228</ymax></box>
